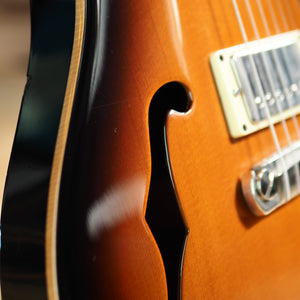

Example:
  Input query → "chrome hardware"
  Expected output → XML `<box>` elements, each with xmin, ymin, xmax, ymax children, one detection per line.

<box><xmin>242</xmin><ymin>141</ymin><xmax>300</xmax><ymax>216</ymax></box>
<box><xmin>233</xmin><ymin>87</ymin><xmax>241</xmax><ymax>96</ymax></box>
<box><xmin>255</xmin><ymin>168</ymin><xmax>278</xmax><ymax>201</ymax></box>
<box><xmin>210</xmin><ymin>30</ymin><xmax>300</xmax><ymax>138</ymax></box>
<box><xmin>231</xmin><ymin>43</ymin><xmax>300</xmax><ymax>122</ymax></box>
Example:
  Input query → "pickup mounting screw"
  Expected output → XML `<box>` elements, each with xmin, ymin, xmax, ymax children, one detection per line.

<box><xmin>233</xmin><ymin>88</ymin><xmax>241</xmax><ymax>96</ymax></box>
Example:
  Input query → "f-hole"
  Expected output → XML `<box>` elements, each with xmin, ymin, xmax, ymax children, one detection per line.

<box><xmin>146</xmin><ymin>82</ymin><xmax>191</xmax><ymax>299</ymax></box>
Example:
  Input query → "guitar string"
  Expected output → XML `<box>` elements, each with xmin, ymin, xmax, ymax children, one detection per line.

<box><xmin>282</xmin><ymin>0</ymin><xmax>297</xmax><ymax>29</ymax></box>
<box><xmin>249</xmin><ymin>0</ymin><xmax>298</xmax><ymax>197</ymax></box>
<box><xmin>269</xmin><ymin>0</ymin><xmax>300</xmax><ymax>138</ymax></box>
<box><xmin>259</xmin><ymin>0</ymin><xmax>300</xmax><ymax>193</ymax></box>
<box><xmin>232</xmin><ymin>0</ymin><xmax>291</xmax><ymax>200</ymax></box>
<box><xmin>275</xmin><ymin>0</ymin><xmax>300</xmax><ymax>115</ymax></box>
<box><xmin>275</xmin><ymin>0</ymin><xmax>289</xmax><ymax>31</ymax></box>
<box><xmin>248</xmin><ymin>0</ymin><xmax>291</xmax><ymax>145</ymax></box>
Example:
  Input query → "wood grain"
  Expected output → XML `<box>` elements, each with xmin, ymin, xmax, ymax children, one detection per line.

<box><xmin>166</xmin><ymin>0</ymin><xmax>300</xmax><ymax>298</ymax></box>
<box><xmin>49</xmin><ymin>0</ymin><xmax>300</xmax><ymax>298</ymax></box>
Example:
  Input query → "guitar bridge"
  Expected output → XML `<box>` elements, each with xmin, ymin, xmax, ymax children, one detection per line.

<box><xmin>242</xmin><ymin>141</ymin><xmax>300</xmax><ymax>215</ymax></box>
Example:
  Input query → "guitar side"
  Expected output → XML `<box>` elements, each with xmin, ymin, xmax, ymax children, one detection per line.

<box><xmin>1</xmin><ymin>0</ymin><xmax>76</xmax><ymax>298</ymax></box>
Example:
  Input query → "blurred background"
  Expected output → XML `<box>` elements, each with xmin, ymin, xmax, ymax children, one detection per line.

<box><xmin>0</xmin><ymin>1</ymin><xmax>30</xmax><ymax>203</ymax></box>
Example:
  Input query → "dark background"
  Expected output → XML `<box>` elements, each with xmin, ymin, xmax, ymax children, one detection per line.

<box><xmin>0</xmin><ymin>1</ymin><xmax>30</xmax><ymax>202</ymax></box>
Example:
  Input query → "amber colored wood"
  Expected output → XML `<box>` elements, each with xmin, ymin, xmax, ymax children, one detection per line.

<box><xmin>166</xmin><ymin>0</ymin><xmax>300</xmax><ymax>299</ymax></box>
<box><xmin>47</xmin><ymin>0</ymin><xmax>300</xmax><ymax>299</ymax></box>
<box><xmin>45</xmin><ymin>0</ymin><xmax>85</xmax><ymax>299</ymax></box>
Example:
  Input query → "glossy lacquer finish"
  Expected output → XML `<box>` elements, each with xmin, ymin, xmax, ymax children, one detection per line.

<box><xmin>1</xmin><ymin>1</ymin><xmax>75</xmax><ymax>299</ymax></box>
<box><xmin>54</xmin><ymin>0</ymin><xmax>300</xmax><ymax>299</ymax></box>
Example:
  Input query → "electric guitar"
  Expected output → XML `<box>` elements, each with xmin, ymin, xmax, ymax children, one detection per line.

<box><xmin>2</xmin><ymin>0</ymin><xmax>300</xmax><ymax>299</ymax></box>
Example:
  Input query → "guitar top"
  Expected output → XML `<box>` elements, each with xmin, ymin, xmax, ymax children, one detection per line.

<box><xmin>2</xmin><ymin>0</ymin><xmax>300</xmax><ymax>299</ymax></box>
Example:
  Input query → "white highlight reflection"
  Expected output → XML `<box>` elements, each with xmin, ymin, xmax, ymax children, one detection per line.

<box><xmin>87</xmin><ymin>177</ymin><xmax>147</xmax><ymax>239</ymax></box>
<box><xmin>171</xmin><ymin>0</ymin><xmax>183</xmax><ymax>45</ymax></box>
<box><xmin>167</xmin><ymin>0</ymin><xmax>189</xmax><ymax>78</ymax></box>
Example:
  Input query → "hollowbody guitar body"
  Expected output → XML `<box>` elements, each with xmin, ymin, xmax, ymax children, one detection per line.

<box><xmin>2</xmin><ymin>0</ymin><xmax>300</xmax><ymax>299</ymax></box>
<box><xmin>57</xmin><ymin>0</ymin><xmax>300</xmax><ymax>298</ymax></box>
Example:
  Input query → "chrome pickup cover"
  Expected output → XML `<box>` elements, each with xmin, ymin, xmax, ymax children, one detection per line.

<box><xmin>210</xmin><ymin>30</ymin><xmax>300</xmax><ymax>138</ymax></box>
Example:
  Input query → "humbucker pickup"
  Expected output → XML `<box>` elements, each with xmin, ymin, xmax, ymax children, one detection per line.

<box><xmin>210</xmin><ymin>30</ymin><xmax>300</xmax><ymax>138</ymax></box>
